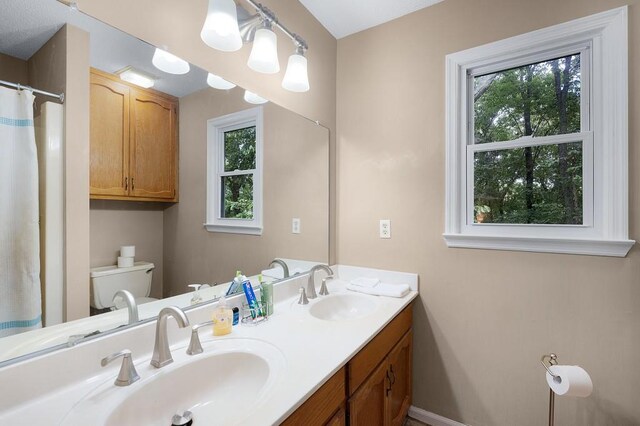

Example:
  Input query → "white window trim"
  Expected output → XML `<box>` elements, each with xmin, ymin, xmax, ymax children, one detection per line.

<box><xmin>205</xmin><ymin>107</ymin><xmax>264</xmax><ymax>235</ymax></box>
<box><xmin>443</xmin><ymin>6</ymin><xmax>634</xmax><ymax>257</ymax></box>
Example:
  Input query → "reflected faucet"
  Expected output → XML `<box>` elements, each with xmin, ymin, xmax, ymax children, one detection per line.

<box><xmin>113</xmin><ymin>289</ymin><xmax>139</xmax><ymax>325</ymax></box>
<box><xmin>307</xmin><ymin>264</ymin><xmax>334</xmax><ymax>299</ymax></box>
<box><xmin>269</xmin><ymin>259</ymin><xmax>290</xmax><ymax>278</ymax></box>
<box><xmin>150</xmin><ymin>306</ymin><xmax>190</xmax><ymax>368</ymax></box>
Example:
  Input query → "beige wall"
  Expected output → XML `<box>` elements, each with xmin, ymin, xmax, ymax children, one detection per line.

<box><xmin>0</xmin><ymin>53</ymin><xmax>28</xmax><ymax>84</ymax></box>
<box><xmin>78</xmin><ymin>0</ymin><xmax>338</xmax><ymax>263</ymax></box>
<box><xmin>89</xmin><ymin>201</ymin><xmax>164</xmax><ymax>299</ymax></box>
<box><xmin>337</xmin><ymin>0</ymin><xmax>640</xmax><ymax>425</ymax></box>
<box><xmin>163</xmin><ymin>87</ymin><xmax>329</xmax><ymax>297</ymax></box>
<box><xmin>28</xmin><ymin>25</ymin><xmax>91</xmax><ymax>321</ymax></box>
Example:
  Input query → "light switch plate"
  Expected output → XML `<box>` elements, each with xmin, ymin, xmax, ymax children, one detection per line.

<box><xmin>292</xmin><ymin>218</ymin><xmax>301</xmax><ymax>234</ymax></box>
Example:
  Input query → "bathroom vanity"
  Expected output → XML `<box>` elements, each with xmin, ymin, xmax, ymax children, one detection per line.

<box><xmin>283</xmin><ymin>304</ymin><xmax>413</xmax><ymax>426</ymax></box>
<box><xmin>0</xmin><ymin>265</ymin><xmax>418</xmax><ymax>425</ymax></box>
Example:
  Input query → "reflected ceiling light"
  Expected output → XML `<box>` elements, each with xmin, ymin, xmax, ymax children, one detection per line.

<box><xmin>206</xmin><ymin>73</ymin><xmax>236</xmax><ymax>90</ymax></box>
<box><xmin>200</xmin><ymin>0</ymin><xmax>242</xmax><ymax>52</ymax></box>
<box><xmin>247</xmin><ymin>21</ymin><xmax>280</xmax><ymax>74</ymax></box>
<box><xmin>152</xmin><ymin>48</ymin><xmax>190</xmax><ymax>75</ymax></box>
<box><xmin>244</xmin><ymin>90</ymin><xmax>268</xmax><ymax>105</ymax></box>
<box><xmin>282</xmin><ymin>45</ymin><xmax>309</xmax><ymax>92</ymax></box>
<box><xmin>116</xmin><ymin>67</ymin><xmax>156</xmax><ymax>88</ymax></box>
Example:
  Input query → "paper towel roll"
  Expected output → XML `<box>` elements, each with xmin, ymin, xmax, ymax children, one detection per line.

<box><xmin>546</xmin><ymin>365</ymin><xmax>593</xmax><ymax>397</ymax></box>
<box><xmin>120</xmin><ymin>245</ymin><xmax>136</xmax><ymax>257</ymax></box>
<box><xmin>117</xmin><ymin>256</ymin><xmax>134</xmax><ymax>268</ymax></box>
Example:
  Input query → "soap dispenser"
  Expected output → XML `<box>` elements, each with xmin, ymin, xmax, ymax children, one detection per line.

<box><xmin>212</xmin><ymin>296</ymin><xmax>233</xmax><ymax>336</ymax></box>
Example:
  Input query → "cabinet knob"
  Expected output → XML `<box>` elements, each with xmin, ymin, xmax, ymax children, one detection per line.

<box><xmin>131</xmin><ymin>178</ymin><xmax>135</xmax><ymax>191</ymax></box>
<box><xmin>124</xmin><ymin>177</ymin><xmax>128</xmax><ymax>191</ymax></box>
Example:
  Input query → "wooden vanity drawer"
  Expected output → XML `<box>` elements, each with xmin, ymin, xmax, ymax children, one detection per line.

<box><xmin>282</xmin><ymin>367</ymin><xmax>346</xmax><ymax>426</ymax></box>
<box><xmin>348</xmin><ymin>305</ymin><xmax>412</xmax><ymax>396</ymax></box>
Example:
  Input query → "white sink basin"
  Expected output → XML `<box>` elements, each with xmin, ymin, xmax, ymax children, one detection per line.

<box><xmin>62</xmin><ymin>338</ymin><xmax>286</xmax><ymax>426</ymax></box>
<box><xmin>308</xmin><ymin>293</ymin><xmax>378</xmax><ymax>321</ymax></box>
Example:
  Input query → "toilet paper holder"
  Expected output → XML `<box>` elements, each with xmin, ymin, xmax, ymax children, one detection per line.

<box><xmin>540</xmin><ymin>353</ymin><xmax>559</xmax><ymax>378</ymax></box>
<box><xmin>541</xmin><ymin>353</ymin><xmax>559</xmax><ymax>426</ymax></box>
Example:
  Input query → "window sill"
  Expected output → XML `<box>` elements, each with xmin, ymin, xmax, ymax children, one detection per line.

<box><xmin>443</xmin><ymin>234</ymin><xmax>635</xmax><ymax>257</ymax></box>
<box><xmin>204</xmin><ymin>223</ymin><xmax>263</xmax><ymax>235</ymax></box>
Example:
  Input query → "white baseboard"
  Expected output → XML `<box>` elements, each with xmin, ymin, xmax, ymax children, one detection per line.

<box><xmin>408</xmin><ymin>406</ymin><xmax>467</xmax><ymax>426</ymax></box>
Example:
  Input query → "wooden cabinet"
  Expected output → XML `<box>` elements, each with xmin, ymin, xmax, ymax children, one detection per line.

<box><xmin>349</xmin><ymin>358</ymin><xmax>390</xmax><ymax>426</ymax></box>
<box><xmin>282</xmin><ymin>305</ymin><xmax>413</xmax><ymax>426</ymax></box>
<box><xmin>387</xmin><ymin>331</ymin><xmax>413</xmax><ymax>426</ymax></box>
<box><xmin>281</xmin><ymin>367</ymin><xmax>346</xmax><ymax>426</ymax></box>
<box><xmin>90</xmin><ymin>68</ymin><xmax>178</xmax><ymax>202</ymax></box>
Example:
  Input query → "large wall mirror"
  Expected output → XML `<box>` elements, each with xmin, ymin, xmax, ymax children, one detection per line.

<box><xmin>0</xmin><ymin>0</ymin><xmax>329</xmax><ymax>366</ymax></box>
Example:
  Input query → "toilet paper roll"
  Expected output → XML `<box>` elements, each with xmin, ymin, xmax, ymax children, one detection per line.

<box><xmin>120</xmin><ymin>245</ymin><xmax>136</xmax><ymax>257</ymax></box>
<box><xmin>117</xmin><ymin>256</ymin><xmax>134</xmax><ymax>268</ymax></box>
<box><xmin>546</xmin><ymin>365</ymin><xmax>593</xmax><ymax>397</ymax></box>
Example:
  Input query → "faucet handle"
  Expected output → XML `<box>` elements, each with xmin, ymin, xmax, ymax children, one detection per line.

<box><xmin>101</xmin><ymin>349</ymin><xmax>140</xmax><ymax>386</ymax></box>
<box><xmin>298</xmin><ymin>287</ymin><xmax>309</xmax><ymax>305</ymax></box>
<box><xmin>186</xmin><ymin>320</ymin><xmax>214</xmax><ymax>355</ymax></box>
<box><xmin>319</xmin><ymin>275</ymin><xmax>334</xmax><ymax>296</ymax></box>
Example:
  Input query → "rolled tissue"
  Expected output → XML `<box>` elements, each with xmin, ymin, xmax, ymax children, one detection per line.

<box><xmin>120</xmin><ymin>245</ymin><xmax>136</xmax><ymax>257</ymax></box>
<box><xmin>546</xmin><ymin>365</ymin><xmax>593</xmax><ymax>397</ymax></box>
<box><xmin>117</xmin><ymin>256</ymin><xmax>134</xmax><ymax>268</ymax></box>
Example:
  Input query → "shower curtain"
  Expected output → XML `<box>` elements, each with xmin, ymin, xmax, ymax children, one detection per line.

<box><xmin>0</xmin><ymin>86</ymin><xmax>42</xmax><ymax>337</ymax></box>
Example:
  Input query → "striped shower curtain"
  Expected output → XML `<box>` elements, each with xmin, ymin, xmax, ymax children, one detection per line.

<box><xmin>0</xmin><ymin>86</ymin><xmax>42</xmax><ymax>337</ymax></box>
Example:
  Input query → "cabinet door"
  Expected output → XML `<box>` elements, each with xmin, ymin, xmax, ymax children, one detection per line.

<box><xmin>325</xmin><ymin>404</ymin><xmax>346</xmax><ymax>426</ymax></box>
<box><xmin>129</xmin><ymin>89</ymin><xmax>177</xmax><ymax>200</ymax></box>
<box><xmin>388</xmin><ymin>331</ymin><xmax>413</xmax><ymax>426</ymax></box>
<box><xmin>89</xmin><ymin>73</ymin><xmax>130</xmax><ymax>197</ymax></box>
<box><xmin>349</xmin><ymin>359</ymin><xmax>390</xmax><ymax>426</ymax></box>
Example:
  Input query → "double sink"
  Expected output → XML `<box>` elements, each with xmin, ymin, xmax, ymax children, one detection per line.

<box><xmin>61</xmin><ymin>284</ymin><xmax>379</xmax><ymax>425</ymax></box>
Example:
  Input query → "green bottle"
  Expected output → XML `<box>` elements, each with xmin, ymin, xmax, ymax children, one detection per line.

<box><xmin>259</xmin><ymin>274</ymin><xmax>274</xmax><ymax>316</ymax></box>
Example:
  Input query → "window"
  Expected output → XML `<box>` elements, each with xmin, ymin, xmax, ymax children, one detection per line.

<box><xmin>444</xmin><ymin>7</ymin><xmax>633</xmax><ymax>257</ymax></box>
<box><xmin>206</xmin><ymin>107</ymin><xmax>263</xmax><ymax>235</ymax></box>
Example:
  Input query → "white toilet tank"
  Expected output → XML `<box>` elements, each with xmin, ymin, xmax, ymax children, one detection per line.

<box><xmin>90</xmin><ymin>262</ymin><xmax>155</xmax><ymax>309</ymax></box>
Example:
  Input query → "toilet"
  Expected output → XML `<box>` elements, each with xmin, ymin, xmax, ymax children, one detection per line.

<box><xmin>90</xmin><ymin>261</ymin><xmax>158</xmax><ymax>310</ymax></box>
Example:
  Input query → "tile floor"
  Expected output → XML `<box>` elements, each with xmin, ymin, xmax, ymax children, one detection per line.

<box><xmin>404</xmin><ymin>416</ymin><xmax>430</xmax><ymax>426</ymax></box>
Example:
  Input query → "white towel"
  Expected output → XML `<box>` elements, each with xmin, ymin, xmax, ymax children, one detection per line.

<box><xmin>350</xmin><ymin>277</ymin><xmax>380</xmax><ymax>288</ymax></box>
<box><xmin>346</xmin><ymin>282</ymin><xmax>411</xmax><ymax>298</ymax></box>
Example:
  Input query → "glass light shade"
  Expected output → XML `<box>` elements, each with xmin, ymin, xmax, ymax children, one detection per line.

<box><xmin>206</xmin><ymin>73</ymin><xmax>236</xmax><ymax>90</ymax></box>
<box><xmin>118</xmin><ymin>68</ymin><xmax>155</xmax><ymax>88</ymax></box>
<box><xmin>244</xmin><ymin>90</ymin><xmax>268</xmax><ymax>105</ymax></box>
<box><xmin>200</xmin><ymin>0</ymin><xmax>242</xmax><ymax>52</ymax></box>
<box><xmin>247</xmin><ymin>28</ymin><xmax>280</xmax><ymax>74</ymax></box>
<box><xmin>281</xmin><ymin>53</ymin><xmax>309</xmax><ymax>92</ymax></box>
<box><xmin>152</xmin><ymin>48</ymin><xmax>190</xmax><ymax>75</ymax></box>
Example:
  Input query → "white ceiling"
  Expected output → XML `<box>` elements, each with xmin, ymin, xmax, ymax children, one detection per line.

<box><xmin>299</xmin><ymin>0</ymin><xmax>445</xmax><ymax>39</ymax></box>
<box><xmin>0</xmin><ymin>0</ymin><xmax>211</xmax><ymax>97</ymax></box>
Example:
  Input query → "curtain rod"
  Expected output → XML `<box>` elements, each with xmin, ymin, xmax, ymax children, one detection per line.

<box><xmin>0</xmin><ymin>79</ymin><xmax>65</xmax><ymax>103</ymax></box>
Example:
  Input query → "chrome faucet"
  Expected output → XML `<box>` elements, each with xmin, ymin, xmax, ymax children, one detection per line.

<box><xmin>150</xmin><ymin>306</ymin><xmax>189</xmax><ymax>368</ymax></box>
<box><xmin>269</xmin><ymin>259</ymin><xmax>290</xmax><ymax>278</ymax></box>
<box><xmin>101</xmin><ymin>349</ymin><xmax>140</xmax><ymax>386</ymax></box>
<box><xmin>113</xmin><ymin>289</ymin><xmax>139</xmax><ymax>325</ymax></box>
<box><xmin>307</xmin><ymin>264</ymin><xmax>334</xmax><ymax>299</ymax></box>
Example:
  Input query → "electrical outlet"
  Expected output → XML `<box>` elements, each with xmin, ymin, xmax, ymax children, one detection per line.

<box><xmin>379</xmin><ymin>219</ymin><xmax>391</xmax><ymax>239</ymax></box>
<box><xmin>292</xmin><ymin>218</ymin><xmax>301</xmax><ymax>234</ymax></box>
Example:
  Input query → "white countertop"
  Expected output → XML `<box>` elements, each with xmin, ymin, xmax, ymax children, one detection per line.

<box><xmin>0</xmin><ymin>265</ymin><xmax>418</xmax><ymax>425</ymax></box>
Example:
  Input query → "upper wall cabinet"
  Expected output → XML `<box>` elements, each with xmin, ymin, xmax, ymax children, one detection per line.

<box><xmin>90</xmin><ymin>68</ymin><xmax>178</xmax><ymax>202</ymax></box>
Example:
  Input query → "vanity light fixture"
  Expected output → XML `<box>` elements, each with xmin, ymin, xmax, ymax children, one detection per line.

<box><xmin>201</xmin><ymin>0</ymin><xmax>310</xmax><ymax>92</ymax></box>
<box><xmin>200</xmin><ymin>0</ymin><xmax>243</xmax><ymax>52</ymax></box>
<box><xmin>282</xmin><ymin>44</ymin><xmax>309</xmax><ymax>92</ymax></box>
<box><xmin>247</xmin><ymin>21</ymin><xmax>279</xmax><ymax>74</ymax></box>
<box><xmin>243</xmin><ymin>90</ymin><xmax>268</xmax><ymax>105</ymax></box>
<box><xmin>206</xmin><ymin>73</ymin><xmax>237</xmax><ymax>90</ymax></box>
<box><xmin>152</xmin><ymin>48</ymin><xmax>190</xmax><ymax>75</ymax></box>
<box><xmin>116</xmin><ymin>67</ymin><xmax>156</xmax><ymax>89</ymax></box>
